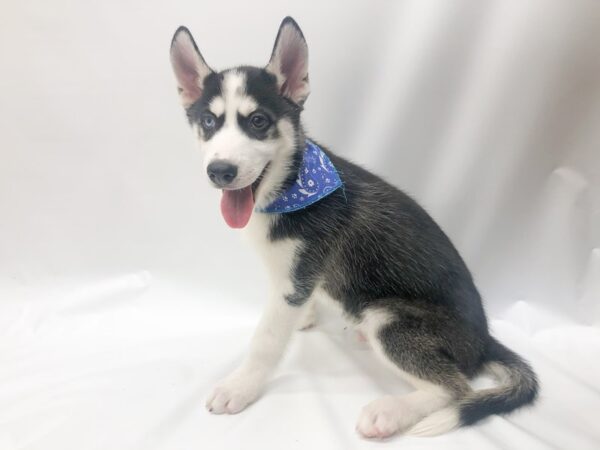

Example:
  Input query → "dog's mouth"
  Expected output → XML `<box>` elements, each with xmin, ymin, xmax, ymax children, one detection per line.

<box><xmin>220</xmin><ymin>164</ymin><xmax>269</xmax><ymax>229</ymax></box>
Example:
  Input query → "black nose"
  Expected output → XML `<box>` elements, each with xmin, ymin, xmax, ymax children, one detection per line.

<box><xmin>207</xmin><ymin>161</ymin><xmax>238</xmax><ymax>187</ymax></box>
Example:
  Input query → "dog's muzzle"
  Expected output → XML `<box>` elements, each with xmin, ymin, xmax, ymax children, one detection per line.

<box><xmin>207</xmin><ymin>160</ymin><xmax>238</xmax><ymax>187</ymax></box>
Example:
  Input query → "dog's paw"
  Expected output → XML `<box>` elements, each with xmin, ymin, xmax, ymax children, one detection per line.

<box><xmin>356</xmin><ymin>396</ymin><xmax>405</xmax><ymax>439</ymax></box>
<box><xmin>205</xmin><ymin>376</ymin><xmax>261</xmax><ymax>415</ymax></box>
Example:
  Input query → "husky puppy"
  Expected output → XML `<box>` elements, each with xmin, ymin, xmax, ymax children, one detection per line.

<box><xmin>169</xmin><ymin>17</ymin><xmax>538</xmax><ymax>438</ymax></box>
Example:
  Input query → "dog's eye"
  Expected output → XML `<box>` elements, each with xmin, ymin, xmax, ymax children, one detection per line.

<box><xmin>249</xmin><ymin>112</ymin><xmax>270</xmax><ymax>131</ymax></box>
<box><xmin>201</xmin><ymin>113</ymin><xmax>216</xmax><ymax>130</ymax></box>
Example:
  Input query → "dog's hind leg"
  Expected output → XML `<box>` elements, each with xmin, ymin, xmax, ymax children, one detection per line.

<box><xmin>355</xmin><ymin>306</ymin><xmax>473</xmax><ymax>439</ymax></box>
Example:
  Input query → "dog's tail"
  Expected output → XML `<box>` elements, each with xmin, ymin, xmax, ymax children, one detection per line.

<box><xmin>408</xmin><ymin>337</ymin><xmax>539</xmax><ymax>436</ymax></box>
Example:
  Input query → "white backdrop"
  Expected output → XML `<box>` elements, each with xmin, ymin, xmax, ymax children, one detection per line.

<box><xmin>1</xmin><ymin>1</ymin><xmax>599</xmax><ymax>449</ymax></box>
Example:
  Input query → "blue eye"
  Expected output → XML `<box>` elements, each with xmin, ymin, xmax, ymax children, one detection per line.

<box><xmin>201</xmin><ymin>113</ymin><xmax>216</xmax><ymax>129</ymax></box>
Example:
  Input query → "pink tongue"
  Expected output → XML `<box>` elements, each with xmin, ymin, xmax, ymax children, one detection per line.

<box><xmin>220</xmin><ymin>186</ymin><xmax>254</xmax><ymax>229</ymax></box>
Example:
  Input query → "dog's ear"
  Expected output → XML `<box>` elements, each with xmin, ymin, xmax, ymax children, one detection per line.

<box><xmin>266</xmin><ymin>17</ymin><xmax>310</xmax><ymax>105</ymax></box>
<box><xmin>170</xmin><ymin>26</ymin><xmax>213</xmax><ymax>109</ymax></box>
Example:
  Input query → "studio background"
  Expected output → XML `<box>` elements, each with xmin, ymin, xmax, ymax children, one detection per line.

<box><xmin>1</xmin><ymin>1</ymin><xmax>599</xmax><ymax>449</ymax></box>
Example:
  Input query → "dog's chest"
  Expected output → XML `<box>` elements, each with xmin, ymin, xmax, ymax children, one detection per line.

<box><xmin>243</xmin><ymin>213</ymin><xmax>300</xmax><ymax>288</ymax></box>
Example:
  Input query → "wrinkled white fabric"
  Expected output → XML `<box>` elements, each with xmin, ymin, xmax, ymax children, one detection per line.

<box><xmin>0</xmin><ymin>1</ymin><xmax>599</xmax><ymax>449</ymax></box>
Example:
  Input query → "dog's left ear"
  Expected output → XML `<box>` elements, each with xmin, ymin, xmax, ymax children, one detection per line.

<box><xmin>266</xmin><ymin>17</ymin><xmax>310</xmax><ymax>105</ymax></box>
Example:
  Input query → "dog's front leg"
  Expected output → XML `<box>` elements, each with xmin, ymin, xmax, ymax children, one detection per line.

<box><xmin>205</xmin><ymin>290</ymin><xmax>306</xmax><ymax>414</ymax></box>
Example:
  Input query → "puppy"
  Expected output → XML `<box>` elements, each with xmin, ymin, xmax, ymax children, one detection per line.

<box><xmin>169</xmin><ymin>17</ymin><xmax>538</xmax><ymax>438</ymax></box>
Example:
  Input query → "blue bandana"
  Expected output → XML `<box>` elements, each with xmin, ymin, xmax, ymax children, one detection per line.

<box><xmin>259</xmin><ymin>140</ymin><xmax>343</xmax><ymax>213</ymax></box>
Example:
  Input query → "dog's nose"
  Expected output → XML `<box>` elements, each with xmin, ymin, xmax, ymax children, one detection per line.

<box><xmin>207</xmin><ymin>160</ymin><xmax>238</xmax><ymax>187</ymax></box>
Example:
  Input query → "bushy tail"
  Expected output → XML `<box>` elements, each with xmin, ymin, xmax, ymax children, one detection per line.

<box><xmin>409</xmin><ymin>338</ymin><xmax>539</xmax><ymax>436</ymax></box>
<box><xmin>460</xmin><ymin>337</ymin><xmax>539</xmax><ymax>426</ymax></box>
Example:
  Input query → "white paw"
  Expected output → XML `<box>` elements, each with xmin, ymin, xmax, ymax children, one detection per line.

<box><xmin>205</xmin><ymin>376</ymin><xmax>261</xmax><ymax>415</ymax></box>
<box><xmin>356</xmin><ymin>396</ymin><xmax>407</xmax><ymax>439</ymax></box>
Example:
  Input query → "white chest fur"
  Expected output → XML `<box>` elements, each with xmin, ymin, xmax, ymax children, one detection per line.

<box><xmin>242</xmin><ymin>212</ymin><xmax>301</xmax><ymax>294</ymax></box>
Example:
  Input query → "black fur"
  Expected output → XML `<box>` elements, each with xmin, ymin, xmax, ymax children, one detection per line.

<box><xmin>459</xmin><ymin>337</ymin><xmax>539</xmax><ymax>425</ymax></box>
<box><xmin>268</xmin><ymin>136</ymin><xmax>538</xmax><ymax>425</ymax></box>
<box><xmin>187</xmin><ymin>66</ymin><xmax>301</xmax><ymax>143</ymax></box>
<box><xmin>171</xmin><ymin>16</ymin><xmax>538</xmax><ymax>430</ymax></box>
<box><xmin>186</xmin><ymin>72</ymin><xmax>223</xmax><ymax>130</ymax></box>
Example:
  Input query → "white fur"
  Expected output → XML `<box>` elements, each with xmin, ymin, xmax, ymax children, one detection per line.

<box><xmin>297</xmin><ymin>300</ymin><xmax>317</xmax><ymax>330</ymax></box>
<box><xmin>205</xmin><ymin>293</ymin><xmax>306</xmax><ymax>414</ymax></box>
<box><xmin>355</xmin><ymin>308</ymin><xmax>455</xmax><ymax>439</ymax></box>
<box><xmin>407</xmin><ymin>406</ymin><xmax>460</xmax><ymax>436</ymax></box>
<box><xmin>242</xmin><ymin>213</ymin><xmax>296</xmax><ymax>285</ymax></box>
<box><xmin>196</xmin><ymin>68</ymin><xmax>459</xmax><ymax>434</ymax></box>
<box><xmin>222</xmin><ymin>72</ymin><xmax>246</xmax><ymax>124</ymax></box>
<box><xmin>357</xmin><ymin>392</ymin><xmax>453</xmax><ymax>439</ymax></box>
<box><xmin>176</xmin><ymin>20</ymin><xmax>469</xmax><ymax>437</ymax></box>
<box><xmin>209</xmin><ymin>97</ymin><xmax>225</xmax><ymax>116</ymax></box>
<box><xmin>201</xmin><ymin>120</ymin><xmax>270</xmax><ymax>190</ymax></box>
<box><xmin>253</xmin><ymin>118</ymin><xmax>297</xmax><ymax>209</ymax></box>
<box><xmin>243</xmin><ymin>214</ymin><xmax>318</xmax><ymax>324</ymax></box>
<box><xmin>358</xmin><ymin>308</ymin><xmax>394</xmax><ymax>340</ymax></box>
<box><xmin>486</xmin><ymin>361</ymin><xmax>511</xmax><ymax>384</ymax></box>
<box><xmin>200</xmin><ymin>72</ymin><xmax>268</xmax><ymax>189</ymax></box>
<box><xmin>402</xmin><ymin>361</ymin><xmax>511</xmax><ymax>436</ymax></box>
<box><xmin>237</xmin><ymin>96</ymin><xmax>258</xmax><ymax>116</ymax></box>
<box><xmin>206</xmin><ymin>213</ymin><xmax>309</xmax><ymax>415</ymax></box>
<box><xmin>198</xmin><ymin>71</ymin><xmax>296</xmax><ymax>206</ymax></box>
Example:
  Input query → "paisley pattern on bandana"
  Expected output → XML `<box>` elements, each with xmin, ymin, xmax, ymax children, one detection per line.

<box><xmin>259</xmin><ymin>140</ymin><xmax>343</xmax><ymax>213</ymax></box>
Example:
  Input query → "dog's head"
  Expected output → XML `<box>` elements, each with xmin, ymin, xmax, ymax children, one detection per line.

<box><xmin>170</xmin><ymin>17</ymin><xmax>309</xmax><ymax>228</ymax></box>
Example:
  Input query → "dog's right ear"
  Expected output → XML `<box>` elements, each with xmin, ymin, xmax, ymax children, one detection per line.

<box><xmin>170</xmin><ymin>26</ymin><xmax>213</xmax><ymax>109</ymax></box>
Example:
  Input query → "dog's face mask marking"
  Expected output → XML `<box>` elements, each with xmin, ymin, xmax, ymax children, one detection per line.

<box><xmin>170</xmin><ymin>19</ymin><xmax>310</xmax><ymax>228</ymax></box>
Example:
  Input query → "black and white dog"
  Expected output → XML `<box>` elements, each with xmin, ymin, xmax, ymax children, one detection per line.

<box><xmin>169</xmin><ymin>17</ymin><xmax>538</xmax><ymax>439</ymax></box>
